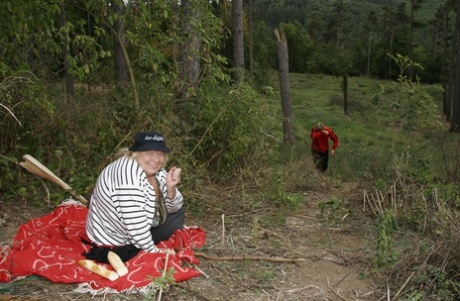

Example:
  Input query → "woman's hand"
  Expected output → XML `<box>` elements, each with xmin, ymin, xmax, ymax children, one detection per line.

<box><xmin>167</xmin><ymin>166</ymin><xmax>181</xmax><ymax>187</ymax></box>
<box><xmin>166</xmin><ymin>166</ymin><xmax>181</xmax><ymax>198</ymax></box>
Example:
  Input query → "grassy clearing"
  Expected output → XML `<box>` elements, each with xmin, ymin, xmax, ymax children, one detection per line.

<box><xmin>274</xmin><ymin>72</ymin><xmax>460</xmax><ymax>299</ymax></box>
<box><xmin>274</xmin><ymin>71</ymin><xmax>452</xmax><ymax>185</ymax></box>
<box><xmin>2</xmin><ymin>71</ymin><xmax>460</xmax><ymax>299</ymax></box>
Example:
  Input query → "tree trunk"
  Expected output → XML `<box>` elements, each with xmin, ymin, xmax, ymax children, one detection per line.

<box><xmin>179</xmin><ymin>0</ymin><xmax>201</xmax><ymax>97</ymax></box>
<box><xmin>274</xmin><ymin>28</ymin><xmax>295</xmax><ymax>145</ymax></box>
<box><xmin>442</xmin><ymin>7</ymin><xmax>451</xmax><ymax>120</ymax></box>
<box><xmin>450</xmin><ymin>2</ymin><xmax>460</xmax><ymax>132</ymax></box>
<box><xmin>232</xmin><ymin>0</ymin><xmax>244</xmax><ymax>83</ymax></box>
<box><xmin>367</xmin><ymin>30</ymin><xmax>371</xmax><ymax>77</ymax></box>
<box><xmin>343</xmin><ymin>75</ymin><xmax>349</xmax><ymax>116</ymax></box>
<box><xmin>112</xmin><ymin>1</ymin><xmax>129</xmax><ymax>84</ymax></box>
<box><xmin>248</xmin><ymin>0</ymin><xmax>254</xmax><ymax>77</ymax></box>
<box><xmin>447</xmin><ymin>6</ymin><xmax>459</xmax><ymax>123</ymax></box>
<box><xmin>58</xmin><ymin>3</ymin><xmax>74</xmax><ymax>104</ymax></box>
<box><xmin>408</xmin><ymin>1</ymin><xmax>414</xmax><ymax>80</ymax></box>
<box><xmin>389</xmin><ymin>30</ymin><xmax>393</xmax><ymax>80</ymax></box>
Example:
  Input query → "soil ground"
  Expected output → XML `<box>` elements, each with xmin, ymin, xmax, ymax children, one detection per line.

<box><xmin>0</xmin><ymin>182</ymin><xmax>383</xmax><ymax>301</ymax></box>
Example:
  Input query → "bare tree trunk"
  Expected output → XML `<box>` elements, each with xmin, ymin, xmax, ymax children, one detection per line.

<box><xmin>232</xmin><ymin>0</ymin><xmax>244</xmax><ymax>83</ymax></box>
<box><xmin>248</xmin><ymin>0</ymin><xmax>254</xmax><ymax>77</ymax></box>
<box><xmin>443</xmin><ymin>7</ymin><xmax>451</xmax><ymax>120</ymax></box>
<box><xmin>367</xmin><ymin>30</ymin><xmax>371</xmax><ymax>77</ymax></box>
<box><xmin>450</xmin><ymin>2</ymin><xmax>460</xmax><ymax>132</ymax></box>
<box><xmin>389</xmin><ymin>30</ymin><xmax>393</xmax><ymax>80</ymax></box>
<box><xmin>179</xmin><ymin>0</ymin><xmax>201</xmax><ymax>98</ymax></box>
<box><xmin>110</xmin><ymin>1</ymin><xmax>140</xmax><ymax>111</ymax></box>
<box><xmin>447</xmin><ymin>7</ymin><xmax>459</xmax><ymax>123</ymax></box>
<box><xmin>408</xmin><ymin>2</ymin><xmax>414</xmax><ymax>80</ymax></box>
<box><xmin>112</xmin><ymin>1</ymin><xmax>129</xmax><ymax>84</ymax></box>
<box><xmin>274</xmin><ymin>28</ymin><xmax>295</xmax><ymax>145</ymax></box>
<box><xmin>343</xmin><ymin>75</ymin><xmax>349</xmax><ymax>116</ymax></box>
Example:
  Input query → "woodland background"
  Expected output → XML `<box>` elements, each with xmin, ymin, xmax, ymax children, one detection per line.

<box><xmin>1</xmin><ymin>0</ymin><xmax>460</xmax><ymax>300</ymax></box>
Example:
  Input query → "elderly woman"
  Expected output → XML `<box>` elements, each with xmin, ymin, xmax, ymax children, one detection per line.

<box><xmin>84</xmin><ymin>131</ymin><xmax>184</xmax><ymax>262</ymax></box>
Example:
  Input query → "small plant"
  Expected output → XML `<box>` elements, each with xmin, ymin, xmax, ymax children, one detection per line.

<box><xmin>380</xmin><ymin>53</ymin><xmax>442</xmax><ymax>132</ymax></box>
<box><xmin>376</xmin><ymin>209</ymin><xmax>400</xmax><ymax>267</ymax></box>
<box><xmin>318</xmin><ymin>197</ymin><xmax>350</xmax><ymax>226</ymax></box>
<box><xmin>142</xmin><ymin>267</ymin><xmax>176</xmax><ymax>301</ymax></box>
<box><xmin>407</xmin><ymin>265</ymin><xmax>460</xmax><ymax>301</ymax></box>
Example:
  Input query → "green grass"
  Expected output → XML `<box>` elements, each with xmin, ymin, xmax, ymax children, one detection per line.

<box><xmin>263</xmin><ymin>71</ymin><xmax>456</xmax><ymax>186</ymax></box>
<box><xmin>2</xmin><ymin>70</ymin><xmax>459</xmax><ymax>300</ymax></box>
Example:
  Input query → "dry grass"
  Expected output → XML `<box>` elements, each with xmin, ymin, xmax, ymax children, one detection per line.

<box><xmin>0</xmin><ymin>179</ymin><xmax>382</xmax><ymax>301</ymax></box>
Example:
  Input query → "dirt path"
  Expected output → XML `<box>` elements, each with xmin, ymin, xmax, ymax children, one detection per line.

<box><xmin>174</xmin><ymin>183</ymin><xmax>380</xmax><ymax>301</ymax></box>
<box><xmin>0</xmin><ymin>183</ymin><xmax>382</xmax><ymax>301</ymax></box>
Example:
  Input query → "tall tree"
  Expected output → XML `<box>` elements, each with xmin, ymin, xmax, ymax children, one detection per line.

<box><xmin>325</xmin><ymin>0</ymin><xmax>350</xmax><ymax>47</ymax></box>
<box><xmin>232</xmin><ymin>0</ymin><xmax>244</xmax><ymax>83</ymax></box>
<box><xmin>438</xmin><ymin>3</ymin><xmax>453</xmax><ymax>121</ymax></box>
<box><xmin>111</xmin><ymin>0</ymin><xmax>129</xmax><ymax>84</ymax></box>
<box><xmin>247</xmin><ymin>0</ymin><xmax>254</xmax><ymax>77</ymax></box>
<box><xmin>280</xmin><ymin>22</ymin><xmax>313</xmax><ymax>73</ymax></box>
<box><xmin>179</xmin><ymin>0</ymin><xmax>202</xmax><ymax>98</ymax></box>
<box><xmin>407</xmin><ymin>0</ymin><xmax>426</xmax><ymax>79</ymax></box>
<box><xmin>274</xmin><ymin>28</ymin><xmax>294</xmax><ymax>145</ymax></box>
<box><xmin>0</xmin><ymin>1</ymin><xmax>61</xmax><ymax>76</ymax></box>
<box><xmin>365</xmin><ymin>11</ymin><xmax>377</xmax><ymax>77</ymax></box>
<box><xmin>58</xmin><ymin>2</ymin><xmax>75</xmax><ymax>103</ymax></box>
<box><xmin>449</xmin><ymin>0</ymin><xmax>460</xmax><ymax>131</ymax></box>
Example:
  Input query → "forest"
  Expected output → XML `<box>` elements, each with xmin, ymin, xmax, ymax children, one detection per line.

<box><xmin>1</xmin><ymin>0</ymin><xmax>460</xmax><ymax>300</ymax></box>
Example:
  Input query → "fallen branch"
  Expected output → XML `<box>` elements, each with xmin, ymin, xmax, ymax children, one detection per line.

<box><xmin>392</xmin><ymin>270</ymin><xmax>416</xmax><ymax>301</ymax></box>
<box><xmin>327</xmin><ymin>277</ymin><xmax>350</xmax><ymax>301</ymax></box>
<box><xmin>195</xmin><ymin>252</ymin><xmax>306</xmax><ymax>263</ymax></box>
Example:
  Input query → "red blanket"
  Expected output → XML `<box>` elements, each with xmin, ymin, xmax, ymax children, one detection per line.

<box><xmin>0</xmin><ymin>201</ymin><xmax>206</xmax><ymax>293</ymax></box>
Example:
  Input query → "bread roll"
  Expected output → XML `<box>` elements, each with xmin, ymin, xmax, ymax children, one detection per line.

<box><xmin>107</xmin><ymin>251</ymin><xmax>128</xmax><ymax>276</ymax></box>
<box><xmin>78</xmin><ymin>259</ymin><xmax>119</xmax><ymax>281</ymax></box>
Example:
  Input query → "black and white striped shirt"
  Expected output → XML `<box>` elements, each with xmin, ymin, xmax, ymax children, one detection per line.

<box><xmin>85</xmin><ymin>156</ymin><xmax>183</xmax><ymax>253</ymax></box>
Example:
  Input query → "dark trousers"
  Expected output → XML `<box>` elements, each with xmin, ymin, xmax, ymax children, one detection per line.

<box><xmin>151</xmin><ymin>207</ymin><xmax>185</xmax><ymax>243</ymax></box>
<box><xmin>312</xmin><ymin>149</ymin><xmax>329</xmax><ymax>172</ymax></box>
<box><xmin>84</xmin><ymin>207</ymin><xmax>185</xmax><ymax>263</ymax></box>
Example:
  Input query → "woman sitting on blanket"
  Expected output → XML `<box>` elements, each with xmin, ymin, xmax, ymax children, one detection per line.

<box><xmin>84</xmin><ymin>131</ymin><xmax>184</xmax><ymax>263</ymax></box>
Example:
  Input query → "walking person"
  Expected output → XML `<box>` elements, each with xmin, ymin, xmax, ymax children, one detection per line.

<box><xmin>310</xmin><ymin>122</ymin><xmax>339</xmax><ymax>172</ymax></box>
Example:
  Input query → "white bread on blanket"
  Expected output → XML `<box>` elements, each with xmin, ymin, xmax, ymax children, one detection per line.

<box><xmin>78</xmin><ymin>259</ymin><xmax>119</xmax><ymax>281</ymax></box>
<box><xmin>107</xmin><ymin>251</ymin><xmax>128</xmax><ymax>276</ymax></box>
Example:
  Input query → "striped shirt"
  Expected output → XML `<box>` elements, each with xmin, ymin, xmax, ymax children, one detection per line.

<box><xmin>85</xmin><ymin>156</ymin><xmax>183</xmax><ymax>253</ymax></box>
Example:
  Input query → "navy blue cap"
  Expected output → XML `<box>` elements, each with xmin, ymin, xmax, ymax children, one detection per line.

<box><xmin>128</xmin><ymin>132</ymin><xmax>171</xmax><ymax>153</ymax></box>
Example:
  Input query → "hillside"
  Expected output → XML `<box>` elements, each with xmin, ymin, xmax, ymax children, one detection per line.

<box><xmin>1</xmin><ymin>71</ymin><xmax>459</xmax><ymax>300</ymax></box>
<box><xmin>1</xmin><ymin>179</ymin><xmax>381</xmax><ymax>301</ymax></box>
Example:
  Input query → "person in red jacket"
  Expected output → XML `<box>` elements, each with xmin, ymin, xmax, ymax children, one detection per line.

<box><xmin>310</xmin><ymin>122</ymin><xmax>339</xmax><ymax>172</ymax></box>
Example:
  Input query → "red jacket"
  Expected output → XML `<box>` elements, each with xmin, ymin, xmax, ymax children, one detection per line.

<box><xmin>311</xmin><ymin>126</ymin><xmax>339</xmax><ymax>153</ymax></box>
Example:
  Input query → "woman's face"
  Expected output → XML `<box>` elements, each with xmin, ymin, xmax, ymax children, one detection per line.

<box><xmin>136</xmin><ymin>150</ymin><xmax>166</xmax><ymax>176</ymax></box>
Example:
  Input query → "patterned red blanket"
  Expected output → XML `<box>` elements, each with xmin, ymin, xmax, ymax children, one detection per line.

<box><xmin>0</xmin><ymin>200</ymin><xmax>206</xmax><ymax>293</ymax></box>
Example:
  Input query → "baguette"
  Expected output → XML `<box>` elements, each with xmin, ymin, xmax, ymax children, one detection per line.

<box><xmin>78</xmin><ymin>259</ymin><xmax>119</xmax><ymax>281</ymax></box>
<box><xmin>107</xmin><ymin>251</ymin><xmax>128</xmax><ymax>276</ymax></box>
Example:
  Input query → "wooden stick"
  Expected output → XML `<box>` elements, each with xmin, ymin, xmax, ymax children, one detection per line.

<box><xmin>195</xmin><ymin>252</ymin><xmax>306</xmax><ymax>263</ymax></box>
<box><xmin>221</xmin><ymin>214</ymin><xmax>225</xmax><ymax>248</ymax></box>
<box><xmin>364</xmin><ymin>190</ymin><xmax>378</xmax><ymax>217</ymax></box>
<box><xmin>392</xmin><ymin>270</ymin><xmax>416</xmax><ymax>301</ymax></box>
<box><xmin>327</xmin><ymin>277</ymin><xmax>349</xmax><ymax>301</ymax></box>
<box><xmin>20</xmin><ymin>154</ymin><xmax>89</xmax><ymax>205</ymax></box>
